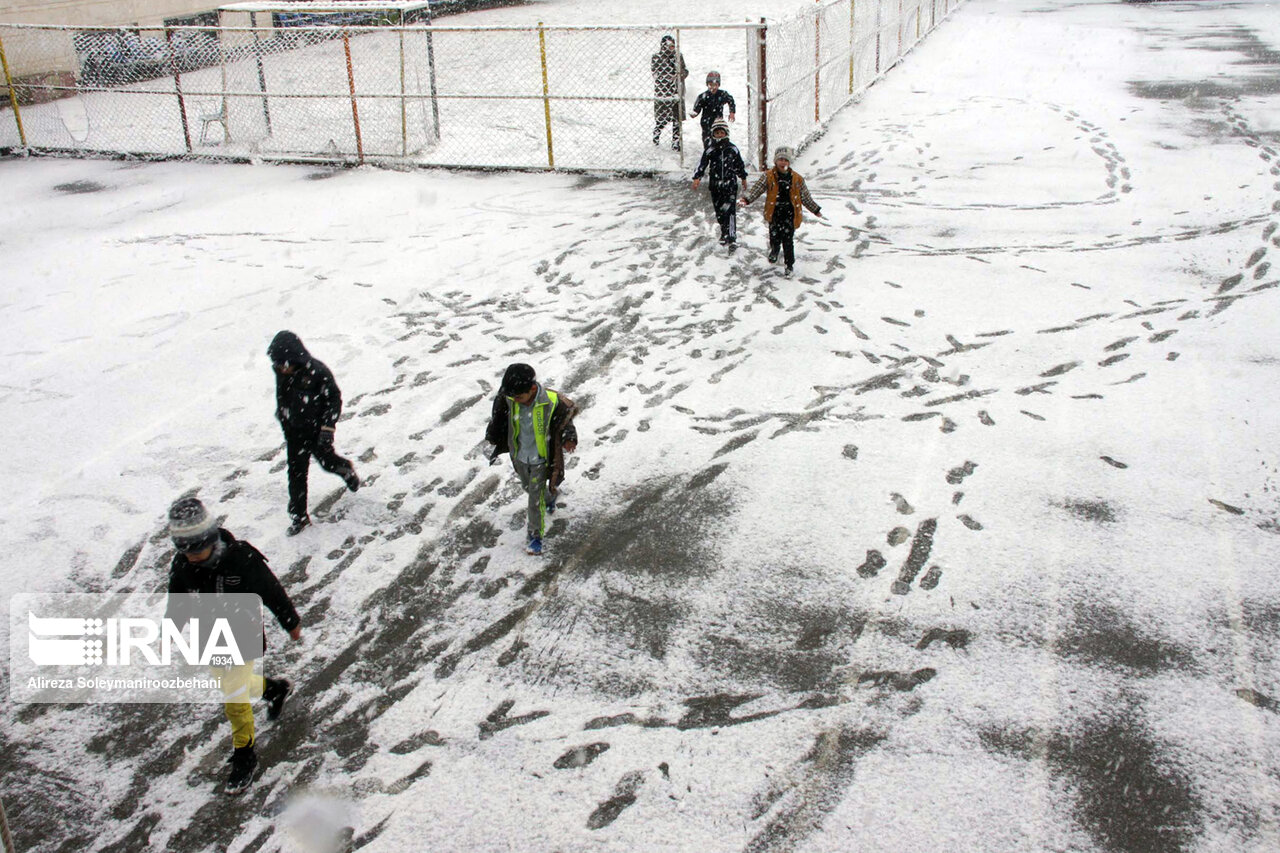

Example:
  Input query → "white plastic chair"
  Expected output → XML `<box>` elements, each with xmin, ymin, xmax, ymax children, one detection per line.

<box><xmin>198</xmin><ymin>100</ymin><xmax>227</xmax><ymax>145</ymax></box>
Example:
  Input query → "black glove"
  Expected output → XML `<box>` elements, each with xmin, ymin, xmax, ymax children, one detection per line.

<box><xmin>316</xmin><ymin>427</ymin><xmax>336</xmax><ymax>450</ymax></box>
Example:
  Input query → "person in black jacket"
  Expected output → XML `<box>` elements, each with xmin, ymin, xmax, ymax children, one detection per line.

<box><xmin>268</xmin><ymin>331</ymin><xmax>359</xmax><ymax>536</ymax></box>
<box><xmin>166</xmin><ymin>496</ymin><xmax>302</xmax><ymax>795</ymax></box>
<box><xmin>691</xmin><ymin>117</ymin><xmax>749</xmax><ymax>248</ymax></box>
<box><xmin>690</xmin><ymin>70</ymin><xmax>735</xmax><ymax>150</ymax></box>
<box><xmin>651</xmin><ymin>34</ymin><xmax>688</xmax><ymax>151</ymax></box>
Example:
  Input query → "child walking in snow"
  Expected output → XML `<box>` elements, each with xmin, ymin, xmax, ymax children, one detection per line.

<box><xmin>267</xmin><ymin>331</ymin><xmax>360</xmax><ymax>536</ymax></box>
<box><xmin>739</xmin><ymin>146</ymin><xmax>823</xmax><ymax>276</ymax></box>
<box><xmin>484</xmin><ymin>363</ymin><xmax>579</xmax><ymax>556</ymax></box>
<box><xmin>689</xmin><ymin>70</ymin><xmax>735</xmax><ymax>150</ymax></box>
<box><xmin>166</xmin><ymin>496</ymin><xmax>301</xmax><ymax>795</ymax></box>
<box><xmin>692</xmin><ymin>117</ymin><xmax>748</xmax><ymax>249</ymax></box>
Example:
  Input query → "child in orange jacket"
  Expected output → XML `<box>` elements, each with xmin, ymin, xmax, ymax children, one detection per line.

<box><xmin>739</xmin><ymin>146</ymin><xmax>823</xmax><ymax>277</ymax></box>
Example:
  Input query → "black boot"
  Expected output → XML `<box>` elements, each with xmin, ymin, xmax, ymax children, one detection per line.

<box><xmin>263</xmin><ymin>678</ymin><xmax>293</xmax><ymax>721</ymax></box>
<box><xmin>343</xmin><ymin>468</ymin><xmax>360</xmax><ymax>493</ymax></box>
<box><xmin>287</xmin><ymin>515</ymin><xmax>311</xmax><ymax>536</ymax></box>
<box><xmin>225</xmin><ymin>743</ymin><xmax>257</xmax><ymax>795</ymax></box>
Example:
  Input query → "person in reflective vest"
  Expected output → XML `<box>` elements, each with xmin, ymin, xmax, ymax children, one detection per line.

<box><xmin>484</xmin><ymin>363</ymin><xmax>580</xmax><ymax>556</ymax></box>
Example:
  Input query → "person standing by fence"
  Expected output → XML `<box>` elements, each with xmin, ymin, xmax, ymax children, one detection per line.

<box><xmin>651</xmin><ymin>34</ymin><xmax>688</xmax><ymax>151</ymax></box>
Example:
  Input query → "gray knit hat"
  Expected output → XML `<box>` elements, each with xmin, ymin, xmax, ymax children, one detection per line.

<box><xmin>168</xmin><ymin>496</ymin><xmax>218</xmax><ymax>552</ymax></box>
<box><xmin>773</xmin><ymin>146</ymin><xmax>796</xmax><ymax>163</ymax></box>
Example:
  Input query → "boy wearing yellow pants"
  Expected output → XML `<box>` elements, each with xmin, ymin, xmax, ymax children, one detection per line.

<box><xmin>166</xmin><ymin>497</ymin><xmax>302</xmax><ymax>795</ymax></box>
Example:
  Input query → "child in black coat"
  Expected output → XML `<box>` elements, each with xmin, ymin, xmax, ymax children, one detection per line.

<box><xmin>692</xmin><ymin>118</ymin><xmax>749</xmax><ymax>248</ymax></box>
<box><xmin>690</xmin><ymin>70</ymin><xmax>736</xmax><ymax>150</ymax></box>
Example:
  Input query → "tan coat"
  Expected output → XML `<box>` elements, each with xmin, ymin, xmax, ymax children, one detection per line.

<box><xmin>742</xmin><ymin>168</ymin><xmax>822</xmax><ymax>229</ymax></box>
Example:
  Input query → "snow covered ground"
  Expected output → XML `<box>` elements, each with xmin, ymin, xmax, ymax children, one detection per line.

<box><xmin>3</xmin><ymin>0</ymin><xmax>1280</xmax><ymax>850</ymax></box>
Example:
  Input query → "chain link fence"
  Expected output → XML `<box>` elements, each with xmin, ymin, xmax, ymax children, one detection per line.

<box><xmin>760</xmin><ymin>0</ymin><xmax>961</xmax><ymax>165</ymax></box>
<box><xmin>0</xmin><ymin>0</ymin><xmax>962</xmax><ymax>171</ymax></box>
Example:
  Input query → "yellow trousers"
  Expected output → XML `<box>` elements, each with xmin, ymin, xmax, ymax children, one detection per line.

<box><xmin>214</xmin><ymin>661</ymin><xmax>265</xmax><ymax>749</ymax></box>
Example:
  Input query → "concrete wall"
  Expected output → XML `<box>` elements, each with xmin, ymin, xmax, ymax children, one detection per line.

<box><xmin>0</xmin><ymin>1</ymin><xmax>217</xmax><ymax>28</ymax></box>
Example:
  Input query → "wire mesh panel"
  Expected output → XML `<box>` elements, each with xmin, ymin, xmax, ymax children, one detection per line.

<box><xmin>851</xmin><ymin>0</ymin><xmax>882</xmax><ymax>95</ymax></box>
<box><xmin>0</xmin><ymin>25</ymin><xmax>197</xmax><ymax>155</ymax></box>
<box><xmin>763</xmin><ymin>7</ymin><xmax>817</xmax><ymax>166</ymax></box>
<box><xmin>816</xmin><ymin>0</ymin><xmax>851</xmax><ymax>126</ymax></box>
<box><xmin>761</xmin><ymin>0</ymin><xmax>963</xmax><ymax>165</ymax></box>
<box><xmin>745</xmin><ymin>24</ymin><xmax>763</xmax><ymax>169</ymax></box>
<box><xmin>0</xmin><ymin>21</ymin><xmax>758</xmax><ymax>169</ymax></box>
<box><xmin>0</xmin><ymin>2</ymin><xmax>963</xmax><ymax>170</ymax></box>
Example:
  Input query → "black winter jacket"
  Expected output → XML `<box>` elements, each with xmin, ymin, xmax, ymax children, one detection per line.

<box><xmin>693</xmin><ymin>139</ymin><xmax>748</xmax><ymax>188</ymax></box>
<box><xmin>166</xmin><ymin>529</ymin><xmax>300</xmax><ymax>658</ymax></box>
<box><xmin>268</xmin><ymin>331</ymin><xmax>342</xmax><ymax>440</ymax></box>
<box><xmin>691</xmin><ymin>89</ymin><xmax>735</xmax><ymax>131</ymax></box>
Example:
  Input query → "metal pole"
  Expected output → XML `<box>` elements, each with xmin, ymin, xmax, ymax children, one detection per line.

<box><xmin>398</xmin><ymin>10</ymin><xmax>407</xmax><ymax>155</ymax></box>
<box><xmin>537</xmin><ymin>22</ymin><xmax>554</xmax><ymax>169</ymax></box>
<box><xmin>0</xmin><ymin>797</ymin><xmax>16</xmax><ymax>853</ymax></box>
<box><xmin>898</xmin><ymin>0</ymin><xmax>903</xmax><ymax>59</ymax></box>
<box><xmin>757</xmin><ymin>18</ymin><xmax>767</xmax><ymax>171</ymax></box>
<box><xmin>342</xmin><ymin>31</ymin><xmax>363</xmax><ymax>163</ymax></box>
<box><xmin>249</xmin><ymin>12</ymin><xmax>272</xmax><ymax>135</ymax></box>
<box><xmin>849</xmin><ymin>0</ymin><xmax>856</xmax><ymax>95</ymax></box>
<box><xmin>166</xmin><ymin>27</ymin><xmax>192</xmax><ymax>153</ymax></box>
<box><xmin>813</xmin><ymin>0</ymin><xmax>821</xmax><ymax>124</ymax></box>
<box><xmin>218</xmin><ymin>28</ymin><xmax>231</xmax><ymax>143</ymax></box>
<box><xmin>0</xmin><ymin>34</ymin><xmax>28</xmax><ymax>147</ymax></box>
<box><xmin>675</xmin><ymin>27</ymin><xmax>684</xmax><ymax>169</ymax></box>
<box><xmin>425</xmin><ymin>12</ymin><xmax>441</xmax><ymax>142</ymax></box>
<box><xmin>875</xmin><ymin>4</ymin><xmax>881</xmax><ymax>74</ymax></box>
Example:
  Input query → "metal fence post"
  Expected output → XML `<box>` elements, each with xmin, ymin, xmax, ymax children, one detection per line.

<box><xmin>849</xmin><ymin>0</ymin><xmax>856</xmax><ymax>95</ymax></box>
<box><xmin>813</xmin><ymin>0</ymin><xmax>821</xmax><ymax>124</ymax></box>
<box><xmin>0</xmin><ymin>33</ymin><xmax>27</xmax><ymax>147</ymax></box>
<box><xmin>757</xmin><ymin>17</ymin><xmax>767</xmax><ymax>171</ymax></box>
<box><xmin>424</xmin><ymin>12</ymin><xmax>440</xmax><ymax>142</ymax></box>
<box><xmin>342</xmin><ymin>31</ymin><xmax>364</xmax><ymax>163</ymax></box>
<box><xmin>0</xmin><ymin>797</ymin><xmax>15</xmax><ymax>853</ymax></box>
<box><xmin>674</xmin><ymin>27</ymin><xmax>686</xmax><ymax>169</ymax></box>
<box><xmin>898</xmin><ymin>0</ymin><xmax>903</xmax><ymax>59</ymax></box>
<box><xmin>218</xmin><ymin>32</ymin><xmax>231</xmax><ymax>144</ymax></box>
<box><xmin>537</xmin><ymin>22</ymin><xmax>554</xmax><ymax>169</ymax></box>
<box><xmin>249</xmin><ymin>12</ymin><xmax>272</xmax><ymax>135</ymax></box>
<box><xmin>166</xmin><ymin>27</ymin><xmax>192</xmax><ymax>153</ymax></box>
<box><xmin>875</xmin><ymin>4</ymin><xmax>881</xmax><ymax>74</ymax></box>
<box><xmin>398</xmin><ymin>12</ymin><xmax>407</xmax><ymax>155</ymax></box>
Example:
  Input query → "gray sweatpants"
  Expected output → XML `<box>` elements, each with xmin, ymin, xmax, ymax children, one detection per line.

<box><xmin>513</xmin><ymin>459</ymin><xmax>549</xmax><ymax>539</ymax></box>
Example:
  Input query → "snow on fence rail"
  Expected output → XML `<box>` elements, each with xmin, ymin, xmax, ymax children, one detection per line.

<box><xmin>0</xmin><ymin>0</ymin><xmax>962</xmax><ymax>171</ymax></box>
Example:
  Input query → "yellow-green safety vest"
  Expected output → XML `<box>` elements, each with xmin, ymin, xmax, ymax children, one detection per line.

<box><xmin>510</xmin><ymin>390</ymin><xmax>559</xmax><ymax>460</ymax></box>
